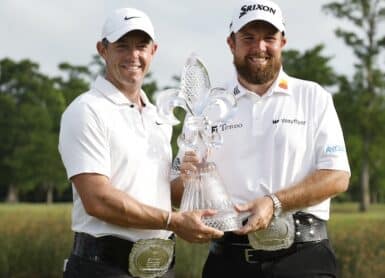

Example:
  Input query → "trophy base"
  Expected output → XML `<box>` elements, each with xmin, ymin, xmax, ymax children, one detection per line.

<box><xmin>202</xmin><ymin>209</ymin><xmax>244</xmax><ymax>232</ymax></box>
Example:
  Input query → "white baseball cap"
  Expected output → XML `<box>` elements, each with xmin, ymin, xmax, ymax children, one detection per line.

<box><xmin>101</xmin><ymin>8</ymin><xmax>155</xmax><ymax>43</ymax></box>
<box><xmin>229</xmin><ymin>0</ymin><xmax>285</xmax><ymax>34</ymax></box>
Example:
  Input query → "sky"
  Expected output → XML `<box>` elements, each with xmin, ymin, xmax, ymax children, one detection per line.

<box><xmin>1</xmin><ymin>0</ymin><xmax>360</xmax><ymax>89</ymax></box>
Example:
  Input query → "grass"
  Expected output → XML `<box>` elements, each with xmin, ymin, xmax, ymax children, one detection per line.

<box><xmin>0</xmin><ymin>202</ymin><xmax>384</xmax><ymax>277</ymax></box>
<box><xmin>328</xmin><ymin>203</ymin><xmax>385</xmax><ymax>277</ymax></box>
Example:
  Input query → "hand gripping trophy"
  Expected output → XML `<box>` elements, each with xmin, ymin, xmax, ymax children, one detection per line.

<box><xmin>156</xmin><ymin>53</ymin><xmax>244</xmax><ymax>231</ymax></box>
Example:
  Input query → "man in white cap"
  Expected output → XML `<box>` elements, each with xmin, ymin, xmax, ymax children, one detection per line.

<box><xmin>59</xmin><ymin>7</ymin><xmax>223</xmax><ymax>278</ymax></box>
<box><xmin>174</xmin><ymin>0</ymin><xmax>351</xmax><ymax>277</ymax></box>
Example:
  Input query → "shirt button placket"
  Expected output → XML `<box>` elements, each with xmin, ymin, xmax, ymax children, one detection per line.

<box><xmin>130</xmin><ymin>104</ymin><xmax>146</xmax><ymax>136</ymax></box>
<box><xmin>252</xmin><ymin>98</ymin><xmax>264</xmax><ymax>136</ymax></box>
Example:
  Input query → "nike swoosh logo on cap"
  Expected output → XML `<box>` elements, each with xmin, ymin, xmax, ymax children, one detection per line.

<box><xmin>124</xmin><ymin>16</ymin><xmax>140</xmax><ymax>21</ymax></box>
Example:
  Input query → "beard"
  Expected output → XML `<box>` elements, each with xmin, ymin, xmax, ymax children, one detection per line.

<box><xmin>234</xmin><ymin>53</ymin><xmax>281</xmax><ymax>85</ymax></box>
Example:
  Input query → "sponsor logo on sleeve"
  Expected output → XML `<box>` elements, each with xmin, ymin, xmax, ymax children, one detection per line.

<box><xmin>325</xmin><ymin>145</ymin><xmax>346</xmax><ymax>154</ymax></box>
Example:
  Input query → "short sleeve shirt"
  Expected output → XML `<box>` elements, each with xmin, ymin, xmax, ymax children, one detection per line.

<box><xmin>173</xmin><ymin>69</ymin><xmax>350</xmax><ymax>220</ymax></box>
<box><xmin>59</xmin><ymin>76</ymin><xmax>173</xmax><ymax>241</ymax></box>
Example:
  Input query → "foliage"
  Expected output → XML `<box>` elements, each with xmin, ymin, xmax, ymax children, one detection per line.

<box><xmin>0</xmin><ymin>58</ymin><xmax>67</xmax><ymax>201</ymax></box>
<box><xmin>54</xmin><ymin>62</ymin><xmax>92</xmax><ymax>105</ymax></box>
<box><xmin>0</xmin><ymin>93</ymin><xmax>17</xmax><ymax>187</ymax></box>
<box><xmin>323</xmin><ymin>0</ymin><xmax>385</xmax><ymax>208</ymax></box>
<box><xmin>283</xmin><ymin>44</ymin><xmax>338</xmax><ymax>87</ymax></box>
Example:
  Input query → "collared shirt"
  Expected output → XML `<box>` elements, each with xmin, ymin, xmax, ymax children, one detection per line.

<box><xmin>173</xmin><ymin>69</ymin><xmax>350</xmax><ymax>220</ymax></box>
<box><xmin>59</xmin><ymin>76</ymin><xmax>173</xmax><ymax>241</ymax></box>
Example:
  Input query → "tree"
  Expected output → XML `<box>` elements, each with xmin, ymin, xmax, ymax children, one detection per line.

<box><xmin>89</xmin><ymin>54</ymin><xmax>105</xmax><ymax>80</ymax></box>
<box><xmin>0</xmin><ymin>58</ymin><xmax>67</xmax><ymax>203</ymax></box>
<box><xmin>283</xmin><ymin>44</ymin><xmax>338</xmax><ymax>87</ymax></box>
<box><xmin>55</xmin><ymin>62</ymin><xmax>92</xmax><ymax>105</ymax></box>
<box><xmin>0</xmin><ymin>93</ymin><xmax>17</xmax><ymax>201</ymax></box>
<box><xmin>323</xmin><ymin>0</ymin><xmax>385</xmax><ymax>210</ymax></box>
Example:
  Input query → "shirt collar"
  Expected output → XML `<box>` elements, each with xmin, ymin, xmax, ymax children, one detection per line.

<box><xmin>231</xmin><ymin>68</ymin><xmax>291</xmax><ymax>99</ymax></box>
<box><xmin>92</xmin><ymin>76</ymin><xmax>152</xmax><ymax>107</ymax></box>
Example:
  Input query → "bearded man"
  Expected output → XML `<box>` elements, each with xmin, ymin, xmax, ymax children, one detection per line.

<box><xmin>172</xmin><ymin>0</ymin><xmax>351</xmax><ymax>277</ymax></box>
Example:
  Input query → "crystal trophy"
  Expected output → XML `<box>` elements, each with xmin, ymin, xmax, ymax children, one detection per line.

<box><xmin>156</xmin><ymin>53</ymin><xmax>243</xmax><ymax>231</ymax></box>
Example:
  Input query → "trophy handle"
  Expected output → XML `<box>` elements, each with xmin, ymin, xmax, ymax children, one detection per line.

<box><xmin>201</xmin><ymin>87</ymin><xmax>236</xmax><ymax>124</ymax></box>
<box><xmin>155</xmin><ymin>89</ymin><xmax>191</xmax><ymax>125</ymax></box>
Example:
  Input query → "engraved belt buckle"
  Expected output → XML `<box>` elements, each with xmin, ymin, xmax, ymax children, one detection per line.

<box><xmin>247</xmin><ymin>213</ymin><xmax>295</xmax><ymax>251</ymax></box>
<box><xmin>244</xmin><ymin>248</ymin><xmax>260</xmax><ymax>263</ymax></box>
<box><xmin>129</xmin><ymin>238</ymin><xmax>174</xmax><ymax>278</ymax></box>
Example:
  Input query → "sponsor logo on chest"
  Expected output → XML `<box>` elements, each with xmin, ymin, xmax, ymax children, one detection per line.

<box><xmin>212</xmin><ymin>123</ymin><xmax>243</xmax><ymax>133</ymax></box>
<box><xmin>272</xmin><ymin>118</ymin><xmax>306</xmax><ymax>126</ymax></box>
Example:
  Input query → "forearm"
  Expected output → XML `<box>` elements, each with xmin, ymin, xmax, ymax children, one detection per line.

<box><xmin>234</xmin><ymin>169</ymin><xmax>350</xmax><ymax>234</ymax></box>
<box><xmin>275</xmin><ymin>169</ymin><xmax>350</xmax><ymax>212</ymax></box>
<box><xmin>93</xmin><ymin>187</ymin><xmax>169</xmax><ymax>229</ymax></box>
<box><xmin>73</xmin><ymin>174</ymin><xmax>169</xmax><ymax>230</ymax></box>
<box><xmin>72</xmin><ymin>173</ymin><xmax>224</xmax><ymax>242</ymax></box>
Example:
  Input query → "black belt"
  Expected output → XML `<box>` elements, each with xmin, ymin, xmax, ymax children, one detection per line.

<box><xmin>71</xmin><ymin>232</ymin><xmax>175</xmax><ymax>273</ymax></box>
<box><xmin>294</xmin><ymin>211</ymin><xmax>328</xmax><ymax>242</ymax></box>
<box><xmin>209</xmin><ymin>212</ymin><xmax>328</xmax><ymax>263</ymax></box>
<box><xmin>72</xmin><ymin>232</ymin><xmax>134</xmax><ymax>271</ymax></box>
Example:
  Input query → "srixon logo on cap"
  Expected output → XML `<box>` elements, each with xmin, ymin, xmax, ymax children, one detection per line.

<box><xmin>239</xmin><ymin>4</ymin><xmax>276</xmax><ymax>18</ymax></box>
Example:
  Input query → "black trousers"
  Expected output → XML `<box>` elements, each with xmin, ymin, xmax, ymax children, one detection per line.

<box><xmin>63</xmin><ymin>254</ymin><xmax>175</xmax><ymax>278</ymax></box>
<box><xmin>202</xmin><ymin>239</ymin><xmax>337</xmax><ymax>278</ymax></box>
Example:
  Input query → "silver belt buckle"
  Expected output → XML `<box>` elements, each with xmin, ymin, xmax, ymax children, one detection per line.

<box><xmin>129</xmin><ymin>238</ymin><xmax>174</xmax><ymax>278</ymax></box>
<box><xmin>247</xmin><ymin>213</ymin><xmax>295</xmax><ymax>251</ymax></box>
<box><xmin>244</xmin><ymin>248</ymin><xmax>259</xmax><ymax>263</ymax></box>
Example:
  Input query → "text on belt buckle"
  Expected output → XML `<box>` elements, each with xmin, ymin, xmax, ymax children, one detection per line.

<box><xmin>244</xmin><ymin>248</ymin><xmax>260</xmax><ymax>264</ymax></box>
<box><xmin>129</xmin><ymin>238</ymin><xmax>174</xmax><ymax>278</ymax></box>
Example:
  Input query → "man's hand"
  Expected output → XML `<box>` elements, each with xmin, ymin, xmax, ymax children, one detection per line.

<box><xmin>233</xmin><ymin>196</ymin><xmax>274</xmax><ymax>235</ymax></box>
<box><xmin>169</xmin><ymin>209</ymin><xmax>224</xmax><ymax>243</ymax></box>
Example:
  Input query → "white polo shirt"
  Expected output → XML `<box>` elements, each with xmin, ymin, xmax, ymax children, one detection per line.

<box><xmin>59</xmin><ymin>76</ymin><xmax>173</xmax><ymax>241</ymax></box>
<box><xmin>173</xmin><ymin>69</ymin><xmax>350</xmax><ymax>220</ymax></box>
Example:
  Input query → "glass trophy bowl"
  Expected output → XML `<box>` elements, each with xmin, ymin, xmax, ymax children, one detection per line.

<box><xmin>180</xmin><ymin>161</ymin><xmax>243</xmax><ymax>231</ymax></box>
